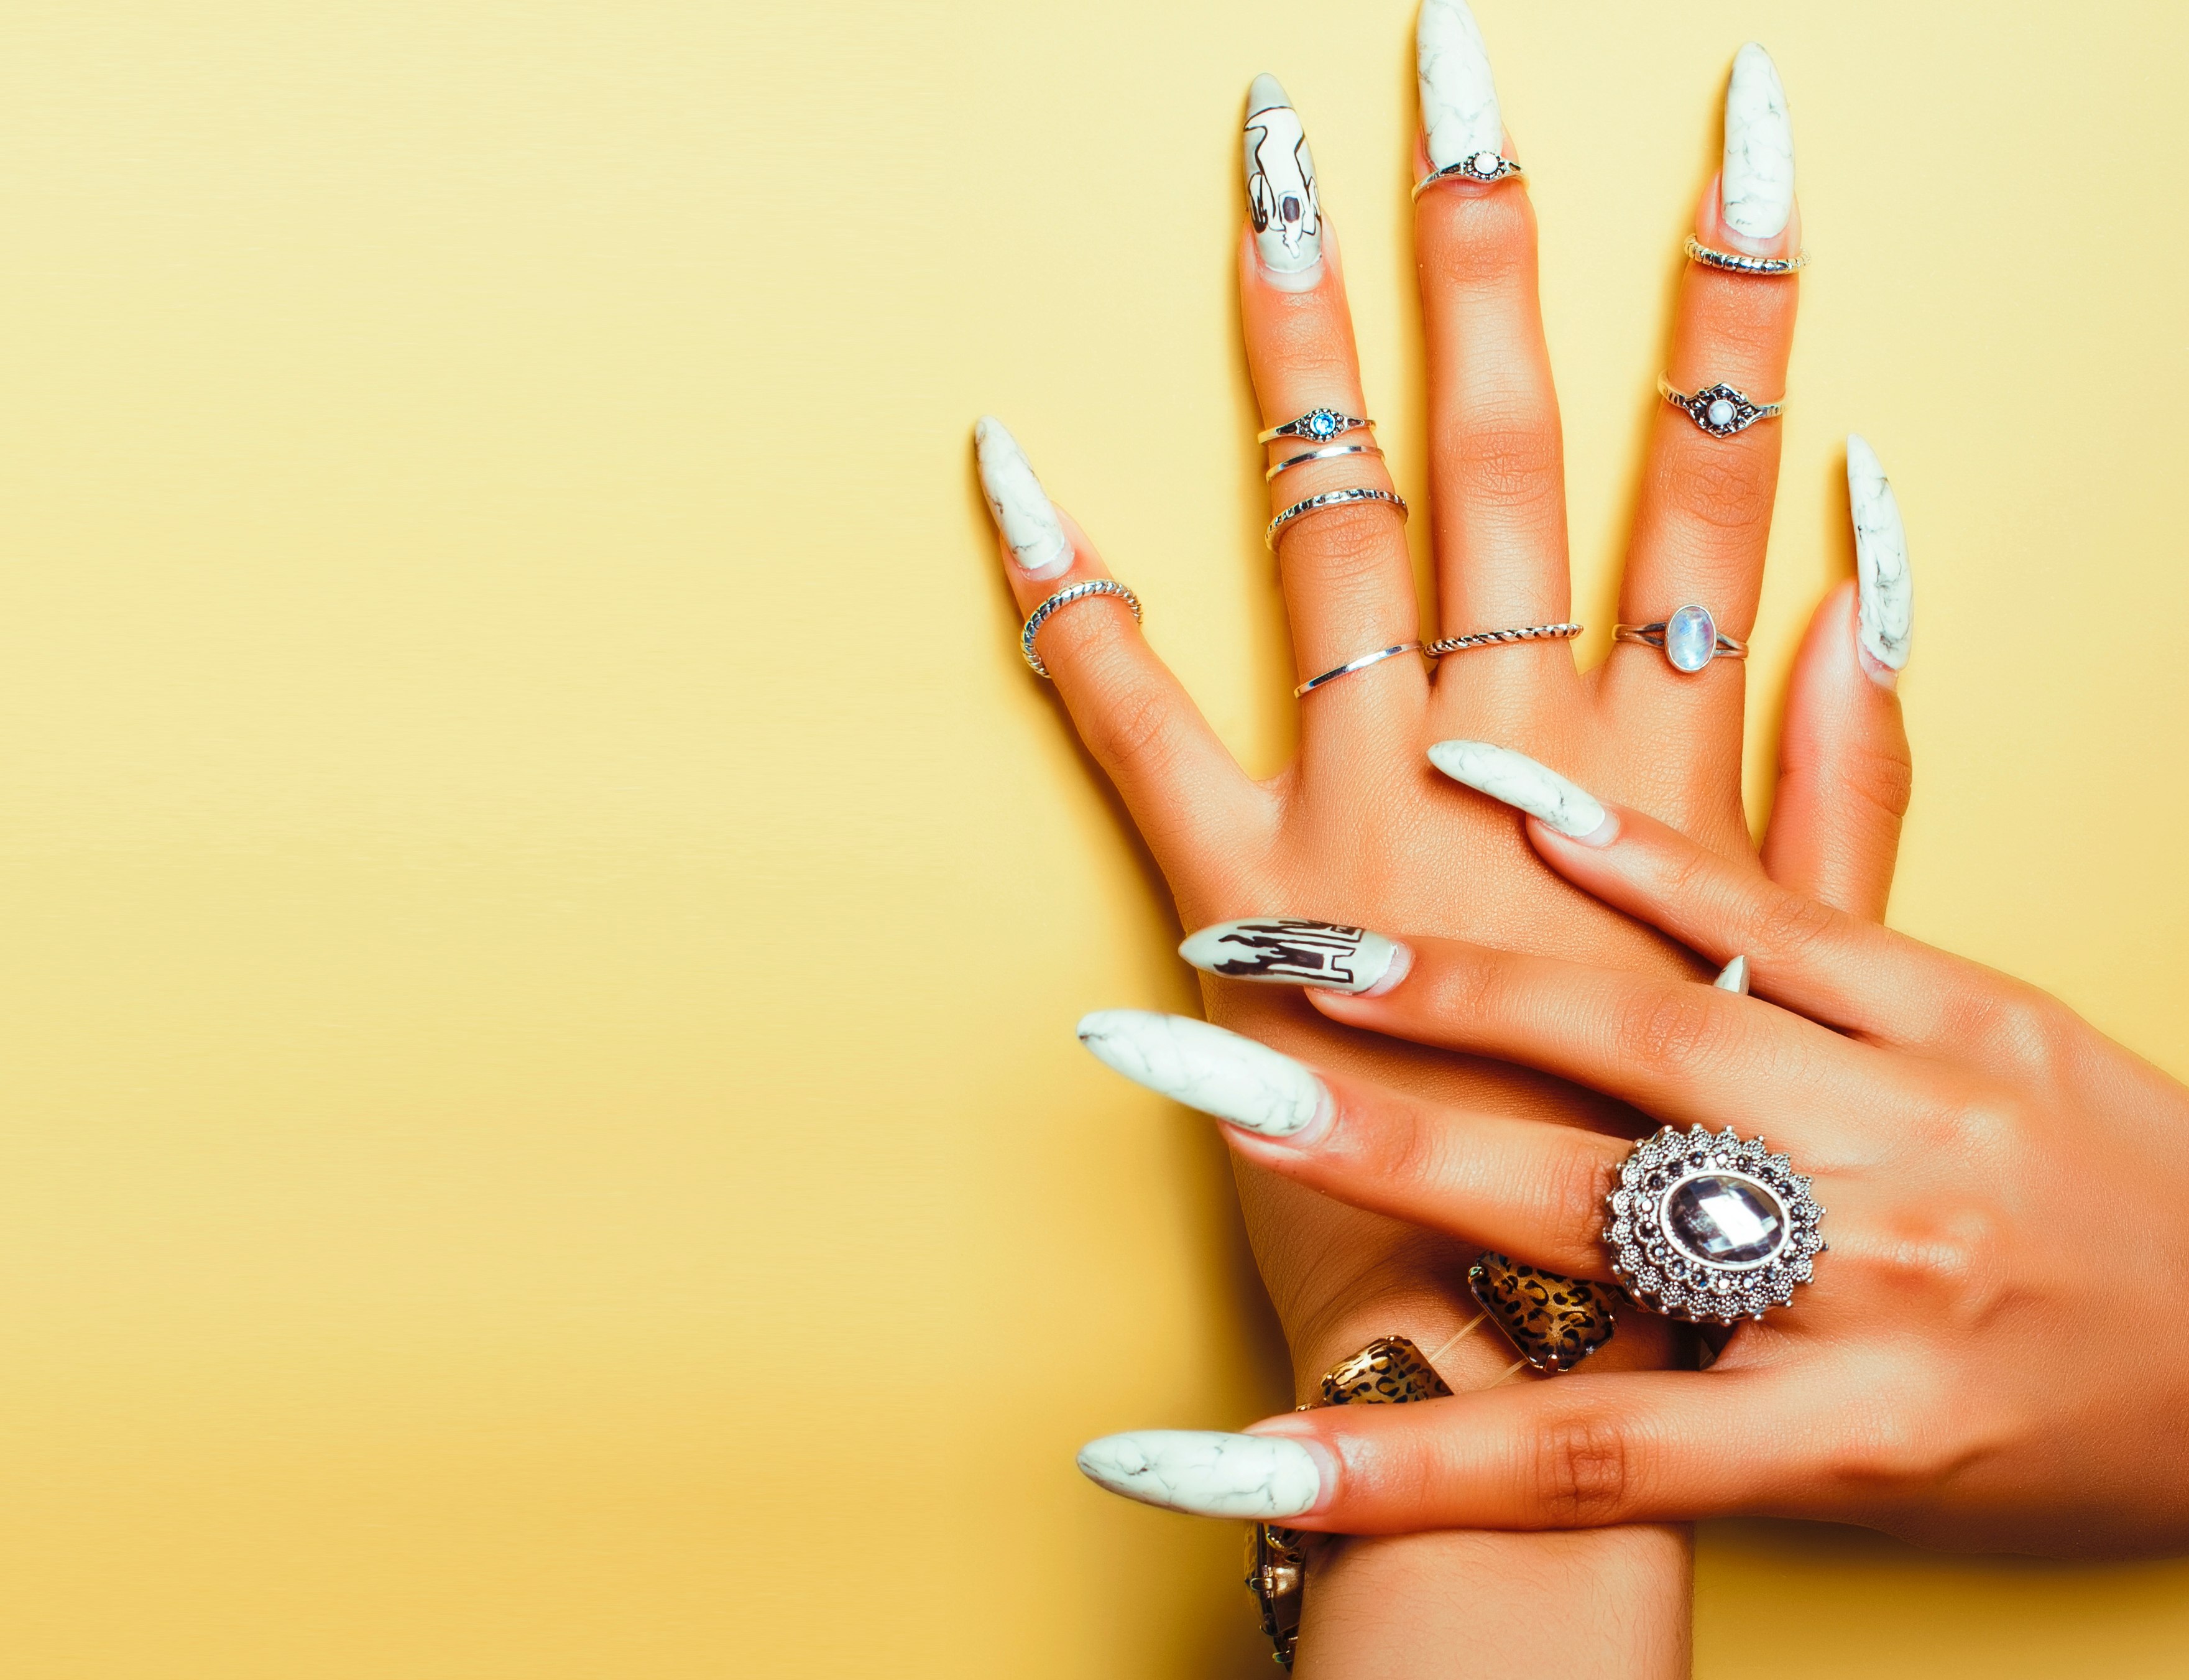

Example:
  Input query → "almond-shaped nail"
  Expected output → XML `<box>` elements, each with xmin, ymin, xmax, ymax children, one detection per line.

<box><xmin>974</xmin><ymin>416</ymin><xmax>1074</xmax><ymax>579</ymax></box>
<box><xmin>1179</xmin><ymin>918</ymin><xmax>1406</xmax><ymax>995</ymax></box>
<box><xmin>1077</xmin><ymin>1430</ymin><xmax>1322</xmax><ymax>1520</ymax></box>
<box><xmin>1076</xmin><ymin>1009</ymin><xmax>1328</xmax><ymax>1138</ymax></box>
<box><xmin>1417</xmin><ymin>0</ymin><xmax>1503</xmax><ymax>170</ymax></box>
<box><xmin>1427</xmin><ymin>740</ymin><xmax>1613</xmax><ymax>842</ymax></box>
<box><xmin>1847</xmin><ymin>434</ymin><xmax>1912</xmax><ymax>685</ymax></box>
<box><xmin>1245</xmin><ymin>75</ymin><xmax>1322</xmax><ymax>288</ymax></box>
<box><xmin>1722</xmin><ymin>44</ymin><xmax>1794</xmax><ymax>245</ymax></box>
<box><xmin>1714</xmin><ymin>954</ymin><xmax>1751</xmax><ymax>995</ymax></box>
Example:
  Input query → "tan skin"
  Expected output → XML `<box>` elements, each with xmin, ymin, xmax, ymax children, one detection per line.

<box><xmin>984</xmin><ymin>98</ymin><xmax>1914</xmax><ymax>1675</ymax></box>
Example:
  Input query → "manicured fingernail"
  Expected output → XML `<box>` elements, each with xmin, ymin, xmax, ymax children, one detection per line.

<box><xmin>974</xmin><ymin>416</ymin><xmax>1073</xmax><ymax>580</ymax></box>
<box><xmin>1417</xmin><ymin>0</ymin><xmax>1503</xmax><ymax>169</ymax></box>
<box><xmin>1076</xmin><ymin>1009</ymin><xmax>1329</xmax><ymax>1139</ymax></box>
<box><xmin>1076</xmin><ymin>1430</ymin><xmax>1322</xmax><ymax>1520</ymax></box>
<box><xmin>1714</xmin><ymin>954</ymin><xmax>1751</xmax><ymax>995</ymax></box>
<box><xmin>1846</xmin><ymin>434</ymin><xmax>1912</xmax><ymax>688</ymax></box>
<box><xmin>1427</xmin><ymin>740</ymin><xmax>1615</xmax><ymax>843</ymax></box>
<box><xmin>1179</xmin><ymin>918</ymin><xmax>1408</xmax><ymax>996</ymax></box>
<box><xmin>1721</xmin><ymin>44</ymin><xmax>1794</xmax><ymax>246</ymax></box>
<box><xmin>1245</xmin><ymin>75</ymin><xmax>1322</xmax><ymax>290</ymax></box>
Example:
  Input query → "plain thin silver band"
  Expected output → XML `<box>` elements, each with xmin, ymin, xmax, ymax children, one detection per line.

<box><xmin>1613</xmin><ymin>622</ymin><xmax>1748</xmax><ymax>659</ymax></box>
<box><xmin>1020</xmin><ymin>579</ymin><xmax>1143</xmax><ymax>679</ymax></box>
<box><xmin>1294</xmin><ymin>642</ymin><xmax>1424</xmax><ymax>698</ymax></box>
<box><xmin>1266</xmin><ymin>443</ymin><xmax>1383</xmax><ymax>482</ymax></box>
<box><xmin>1684</xmin><ymin>236</ymin><xmax>1809</xmax><ymax>276</ymax></box>
<box><xmin>1411</xmin><ymin>155</ymin><xmax>1526</xmax><ymax>200</ymax></box>
<box><xmin>1265</xmin><ymin>486</ymin><xmax>1409</xmax><ymax>551</ymax></box>
<box><xmin>1426</xmin><ymin>621</ymin><xmax>1582</xmax><ymax>657</ymax></box>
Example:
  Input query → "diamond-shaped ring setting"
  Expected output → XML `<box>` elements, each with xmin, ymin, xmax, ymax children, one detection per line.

<box><xmin>1657</xmin><ymin>376</ymin><xmax>1784</xmax><ymax>438</ymax></box>
<box><xmin>1413</xmin><ymin>150</ymin><xmax>1526</xmax><ymax>198</ymax></box>
<box><xmin>1256</xmin><ymin>407</ymin><xmax>1372</xmax><ymax>446</ymax></box>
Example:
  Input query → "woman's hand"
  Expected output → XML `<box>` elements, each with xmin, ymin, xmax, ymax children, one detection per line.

<box><xmin>1079</xmin><ymin>780</ymin><xmax>2189</xmax><ymax>1558</ymax></box>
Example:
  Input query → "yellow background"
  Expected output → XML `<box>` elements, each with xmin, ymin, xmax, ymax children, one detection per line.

<box><xmin>2</xmin><ymin>1</ymin><xmax>2185</xmax><ymax>1674</ymax></box>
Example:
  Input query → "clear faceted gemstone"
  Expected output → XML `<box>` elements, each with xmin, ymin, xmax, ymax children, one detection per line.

<box><xmin>1705</xmin><ymin>397</ymin><xmax>1738</xmax><ymax>429</ymax></box>
<box><xmin>1307</xmin><ymin>410</ymin><xmax>1336</xmax><ymax>438</ymax></box>
<box><xmin>1664</xmin><ymin>604</ymin><xmax>1717</xmax><ymax>672</ymax></box>
<box><xmin>1664</xmin><ymin>1173</ymin><xmax>1787</xmax><ymax>1265</ymax></box>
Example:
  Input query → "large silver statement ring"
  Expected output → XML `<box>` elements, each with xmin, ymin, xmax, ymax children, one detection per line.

<box><xmin>1605</xmin><ymin>1124</ymin><xmax>1826</xmax><ymax>1325</ymax></box>
<box><xmin>1657</xmin><ymin>376</ymin><xmax>1783</xmax><ymax>438</ymax></box>
<box><xmin>1412</xmin><ymin>151</ymin><xmax>1525</xmax><ymax>198</ymax></box>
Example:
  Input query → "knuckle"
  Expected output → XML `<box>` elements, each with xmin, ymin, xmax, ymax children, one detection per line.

<box><xmin>1449</xmin><ymin>416</ymin><xmax>1562</xmax><ymax>512</ymax></box>
<box><xmin>1079</xmin><ymin>676</ymin><xmax>1181</xmax><ymax>776</ymax></box>
<box><xmin>1611</xmin><ymin>983</ymin><xmax>1721</xmax><ymax>1076</ymax></box>
<box><xmin>1857</xmin><ymin>1187</ymin><xmax>2013</xmax><ymax>1326</ymax></box>
<box><xmin>1744</xmin><ymin>887</ymin><xmax>1840</xmax><ymax>966</ymax></box>
<box><xmin>1532</xmin><ymin>1412</ymin><xmax>1634</xmax><ymax>1525</ymax></box>
<box><xmin>1655</xmin><ymin>440</ymin><xmax>1774</xmax><ymax>533</ymax></box>
<box><xmin>1827</xmin><ymin>1389</ymin><xmax>1950</xmax><ymax>1488</ymax></box>
<box><xmin>1846</xmin><ymin>736</ymin><xmax>1915</xmax><ymax>823</ymax></box>
<box><xmin>1277</xmin><ymin>502</ymin><xmax>1408</xmax><ymax>591</ymax></box>
<box><xmin>1419</xmin><ymin>190</ymin><xmax>1536</xmax><ymax>288</ymax></box>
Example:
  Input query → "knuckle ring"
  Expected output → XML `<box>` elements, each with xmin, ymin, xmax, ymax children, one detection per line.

<box><xmin>1266</xmin><ymin>442</ymin><xmax>1383</xmax><ymax>482</ymax></box>
<box><xmin>1257</xmin><ymin>407</ymin><xmax>1373</xmax><ymax>446</ymax></box>
<box><xmin>1657</xmin><ymin>375</ymin><xmax>1784</xmax><ymax>437</ymax></box>
<box><xmin>1684</xmin><ymin>234</ymin><xmax>1809</xmax><ymax>277</ymax></box>
<box><xmin>1605</xmin><ymin>1124</ymin><xmax>1827</xmax><ymax>1325</ymax></box>
<box><xmin>1019</xmin><ymin>578</ymin><xmax>1142</xmax><ymax>680</ymax></box>
<box><xmin>1265</xmin><ymin>486</ymin><xmax>1409</xmax><ymax>551</ymax></box>
<box><xmin>1293</xmin><ymin>641</ymin><xmax>1424</xmax><ymax>699</ymax></box>
<box><xmin>1412</xmin><ymin>150</ymin><xmax>1525</xmax><ymax>198</ymax></box>
<box><xmin>1613</xmin><ymin>606</ymin><xmax>1747</xmax><ymax>673</ymax></box>
<box><xmin>1426</xmin><ymin>621</ymin><xmax>1582</xmax><ymax>657</ymax></box>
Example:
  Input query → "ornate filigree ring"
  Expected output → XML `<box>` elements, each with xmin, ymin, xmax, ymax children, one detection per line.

<box><xmin>1257</xmin><ymin>407</ymin><xmax>1373</xmax><ymax>446</ymax></box>
<box><xmin>1658</xmin><ymin>375</ymin><xmax>1784</xmax><ymax>438</ymax></box>
<box><xmin>1605</xmin><ymin>1124</ymin><xmax>1827</xmax><ymax>1325</ymax></box>
<box><xmin>1412</xmin><ymin>150</ymin><xmax>1526</xmax><ymax>198</ymax></box>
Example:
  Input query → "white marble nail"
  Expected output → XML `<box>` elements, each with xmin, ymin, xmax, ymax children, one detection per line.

<box><xmin>1179</xmin><ymin>918</ymin><xmax>1403</xmax><ymax>995</ymax></box>
<box><xmin>1846</xmin><ymin>433</ymin><xmax>1912</xmax><ymax>680</ymax></box>
<box><xmin>1427</xmin><ymin>740</ymin><xmax>1610</xmax><ymax>841</ymax></box>
<box><xmin>1714</xmin><ymin>954</ymin><xmax>1751</xmax><ymax>995</ymax></box>
<box><xmin>1722</xmin><ymin>44</ymin><xmax>1794</xmax><ymax>243</ymax></box>
<box><xmin>974</xmin><ymin>417</ymin><xmax>1074</xmax><ymax>579</ymax></box>
<box><xmin>1077</xmin><ymin>1430</ymin><xmax>1322</xmax><ymax>1520</ymax></box>
<box><xmin>1417</xmin><ymin>0</ymin><xmax>1503</xmax><ymax>170</ymax></box>
<box><xmin>1245</xmin><ymin>75</ymin><xmax>1322</xmax><ymax>287</ymax></box>
<box><xmin>1076</xmin><ymin>1009</ymin><xmax>1327</xmax><ymax>1138</ymax></box>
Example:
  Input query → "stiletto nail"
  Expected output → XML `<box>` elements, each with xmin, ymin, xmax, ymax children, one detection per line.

<box><xmin>1077</xmin><ymin>1430</ymin><xmax>1322</xmax><ymax>1519</ymax></box>
<box><xmin>1245</xmin><ymin>75</ymin><xmax>1322</xmax><ymax>288</ymax></box>
<box><xmin>1847</xmin><ymin>434</ymin><xmax>1912</xmax><ymax>686</ymax></box>
<box><xmin>1076</xmin><ymin>1010</ymin><xmax>1328</xmax><ymax>1139</ymax></box>
<box><xmin>1714</xmin><ymin>954</ymin><xmax>1751</xmax><ymax>995</ymax></box>
<box><xmin>1427</xmin><ymin>740</ymin><xmax>1613</xmax><ymax>842</ymax></box>
<box><xmin>1179</xmin><ymin>918</ymin><xmax>1406</xmax><ymax>995</ymax></box>
<box><xmin>974</xmin><ymin>417</ymin><xmax>1073</xmax><ymax>579</ymax></box>
<box><xmin>1417</xmin><ymin>0</ymin><xmax>1503</xmax><ymax>170</ymax></box>
<box><xmin>1721</xmin><ymin>44</ymin><xmax>1794</xmax><ymax>244</ymax></box>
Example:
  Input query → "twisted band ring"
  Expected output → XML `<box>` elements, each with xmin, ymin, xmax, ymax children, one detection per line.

<box><xmin>1427</xmin><ymin>621</ymin><xmax>1582</xmax><ymax>657</ymax></box>
<box><xmin>1684</xmin><ymin>235</ymin><xmax>1809</xmax><ymax>277</ymax></box>
<box><xmin>1265</xmin><ymin>486</ymin><xmax>1409</xmax><ymax>551</ymax></box>
<box><xmin>1020</xmin><ymin>578</ymin><xmax>1142</xmax><ymax>679</ymax></box>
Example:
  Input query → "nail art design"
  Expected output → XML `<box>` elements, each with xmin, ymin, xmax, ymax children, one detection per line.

<box><xmin>974</xmin><ymin>417</ymin><xmax>1073</xmax><ymax>579</ymax></box>
<box><xmin>1427</xmin><ymin>740</ymin><xmax>1608</xmax><ymax>839</ymax></box>
<box><xmin>1417</xmin><ymin>0</ymin><xmax>1502</xmax><ymax>170</ymax></box>
<box><xmin>1077</xmin><ymin>1430</ymin><xmax>1321</xmax><ymax>1520</ymax></box>
<box><xmin>1846</xmin><ymin>434</ymin><xmax>1912</xmax><ymax>675</ymax></box>
<box><xmin>1245</xmin><ymin>75</ymin><xmax>1321</xmax><ymax>280</ymax></box>
<box><xmin>1722</xmin><ymin>44</ymin><xmax>1794</xmax><ymax>242</ymax></box>
<box><xmin>1179</xmin><ymin>918</ymin><xmax>1402</xmax><ymax>994</ymax></box>
<box><xmin>1076</xmin><ymin>1010</ymin><xmax>1327</xmax><ymax>1138</ymax></box>
<box><xmin>1714</xmin><ymin>954</ymin><xmax>1751</xmax><ymax>995</ymax></box>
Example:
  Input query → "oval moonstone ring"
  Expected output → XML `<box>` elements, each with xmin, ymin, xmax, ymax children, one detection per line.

<box><xmin>1611</xmin><ymin>607</ymin><xmax>1749</xmax><ymax>672</ymax></box>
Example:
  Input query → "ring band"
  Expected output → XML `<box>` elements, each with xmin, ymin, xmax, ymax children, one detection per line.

<box><xmin>1412</xmin><ymin>150</ymin><xmax>1525</xmax><ymax>198</ymax></box>
<box><xmin>1614</xmin><ymin>605</ymin><xmax>1746</xmax><ymax>672</ymax></box>
<box><xmin>1265</xmin><ymin>486</ymin><xmax>1408</xmax><ymax>550</ymax></box>
<box><xmin>1257</xmin><ymin>407</ymin><xmax>1372</xmax><ymax>446</ymax></box>
<box><xmin>1293</xmin><ymin>641</ymin><xmax>1423</xmax><ymax>698</ymax></box>
<box><xmin>1684</xmin><ymin>235</ymin><xmax>1808</xmax><ymax>277</ymax></box>
<box><xmin>1020</xmin><ymin>578</ymin><xmax>1143</xmax><ymax>679</ymax></box>
<box><xmin>1266</xmin><ymin>443</ymin><xmax>1382</xmax><ymax>482</ymax></box>
<box><xmin>1605</xmin><ymin>1124</ymin><xmax>1825</xmax><ymax>1325</ymax></box>
<box><xmin>1427</xmin><ymin>621</ymin><xmax>1582</xmax><ymax>657</ymax></box>
<box><xmin>1657</xmin><ymin>376</ymin><xmax>1784</xmax><ymax>438</ymax></box>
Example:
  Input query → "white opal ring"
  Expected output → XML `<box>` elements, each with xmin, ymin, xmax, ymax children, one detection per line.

<box><xmin>1613</xmin><ymin>607</ymin><xmax>1747</xmax><ymax>673</ymax></box>
<box><xmin>1684</xmin><ymin>235</ymin><xmax>1809</xmax><ymax>277</ymax></box>
<box><xmin>1412</xmin><ymin>151</ymin><xmax>1525</xmax><ymax>198</ymax></box>
<box><xmin>1606</xmin><ymin>1124</ymin><xmax>1827</xmax><ymax>1326</ymax></box>
<box><xmin>1657</xmin><ymin>376</ymin><xmax>1784</xmax><ymax>438</ymax></box>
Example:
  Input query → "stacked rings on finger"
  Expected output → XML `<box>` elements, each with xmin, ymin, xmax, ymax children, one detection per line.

<box><xmin>1684</xmin><ymin>234</ymin><xmax>1808</xmax><ymax>277</ymax></box>
<box><xmin>1658</xmin><ymin>376</ymin><xmax>1784</xmax><ymax>438</ymax></box>
<box><xmin>1020</xmin><ymin>578</ymin><xmax>1143</xmax><ymax>679</ymax></box>
<box><xmin>1266</xmin><ymin>443</ymin><xmax>1382</xmax><ymax>482</ymax></box>
<box><xmin>1426</xmin><ymin>621</ymin><xmax>1582</xmax><ymax>658</ymax></box>
<box><xmin>1614</xmin><ymin>606</ymin><xmax>1747</xmax><ymax>673</ymax></box>
<box><xmin>1265</xmin><ymin>487</ymin><xmax>1408</xmax><ymax>552</ymax></box>
<box><xmin>1412</xmin><ymin>149</ymin><xmax>1525</xmax><ymax>198</ymax></box>
<box><xmin>1606</xmin><ymin>1124</ymin><xmax>1826</xmax><ymax>1325</ymax></box>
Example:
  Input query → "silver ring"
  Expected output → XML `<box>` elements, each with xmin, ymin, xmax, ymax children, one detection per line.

<box><xmin>1257</xmin><ymin>408</ymin><xmax>1373</xmax><ymax>446</ymax></box>
<box><xmin>1265</xmin><ymin>487</ymin><xmax>1409</xmax><ymax>551</ymax></box>
<box><xmin>1613</xmin><ymin>606</ymin><xmax>1747</xmax><ymax>673</ymax></box>
<box><xmin>1605</xmin><ymin>1124</ymin><xmax>1825</xmax><ymax>1325</ymax></box>
<box><xmin>1020</xmin><ymin>578</ymin><xmax>1142</xmax><ymax>680</ymax></box>
<box><xmin>1412</xmin><ymin>150</ymin><xmax>1525</xmax><ymax>198</ymax></box>
<box><xmin>1266</xmin><ymin>443</ymin><xmax>1382</xmax><ymax>482</ymax></box>
<box><xmin>1685</xmin><ymin>236</ymin><xmax>1808</xmax><ymax>277</ymax></box>
<box><xmin>1657</xmin><ymin>376</ymin><xmax>1783</xmax><ymax>438</ymax></box>
<box><xmin>1427</xmin><ymin>621</ymin><xmax>1582</xmax><ymax>657</ymax></box>
<box><xmin>1294</xmin><ymin>642</ymin><xmax>1423</xmax><ymax>698</ymax></box>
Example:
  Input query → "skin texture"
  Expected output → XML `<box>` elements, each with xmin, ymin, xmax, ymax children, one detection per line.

<box><xmin>978</xmin><ymin>43</ymin><xmax>1905</xmax><ymax>1677</ymax></box>
<box><xmin>1220</xmin><ymin>802</ymin><xmax>2189</xmax><ymax>1559</ymax></box>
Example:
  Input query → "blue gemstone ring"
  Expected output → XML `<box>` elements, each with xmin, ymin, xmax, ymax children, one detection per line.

<box><xmin>1613</xmin><ymin>606</ymin><xmax>1748</xmax><ymax>673</ymax></box>
<box><xmin>1605</xmin><ymin>1124</ymin><xmax>1826</xmax><ymax>1326</ymax></box>
<box><xmin>1256</xmin><ymin>407</ymin><xmax>1373</xmax><ymax>446</ymax></box>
